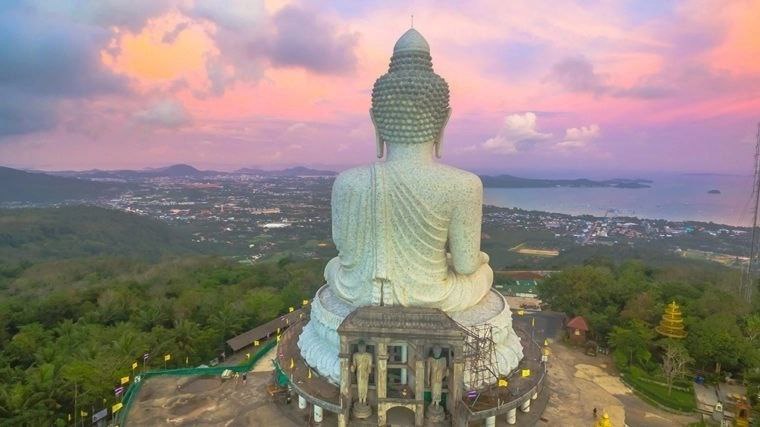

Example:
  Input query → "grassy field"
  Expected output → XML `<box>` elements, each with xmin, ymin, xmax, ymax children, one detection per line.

<box><xmin>621</xmin><ymin>369</ymin><xmax>696</xmax><ymax>412</ymax></box>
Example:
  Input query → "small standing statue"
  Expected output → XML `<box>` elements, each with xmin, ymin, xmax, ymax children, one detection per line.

<box><xmin>426</xmin><ymin>346</ymin><xmax>447</xmax><ymax>420</ymax></box>
<box><xmin>351</xmin><ymin>342</ymin><xmax>373</xmax><ymax>418</ymax></box>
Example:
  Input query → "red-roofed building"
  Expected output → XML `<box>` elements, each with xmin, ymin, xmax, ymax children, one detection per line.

<box><xmin>566</xmin><ymin>316</ymin><xmax>589</xmax><ymax>345</ymax></box>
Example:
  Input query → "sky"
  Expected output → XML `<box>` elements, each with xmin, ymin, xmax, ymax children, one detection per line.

<box><xmin>0</xmin><ymin>0</ymin><xmax>759</xmax><ymax>176</ymax></box>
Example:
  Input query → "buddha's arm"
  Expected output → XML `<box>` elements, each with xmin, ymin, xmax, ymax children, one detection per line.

<box><xmin>331</xmin><ymin>175</ymin><xmax>347</xmax><ymax>251</ymax></box>
<box><xmin>448</xmin><ymin>179</ymin><xmax>484</xmax><ymax>275</ymax></box>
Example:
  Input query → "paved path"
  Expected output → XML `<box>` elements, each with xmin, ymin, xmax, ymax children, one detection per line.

<box><xmin>541</xmin><ymin>342</ymin><xmax>699</xmax><ymax>427</ymax></box>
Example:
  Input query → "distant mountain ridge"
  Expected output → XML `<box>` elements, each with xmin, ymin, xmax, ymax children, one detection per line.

<box><xmin>0</xmin><ymin>166</ymin><xmax>122</xmax><ymax>203</ymax></box>
<box><xmin>50</xmin><ymin>164</ymin><xmax>338</xmax><ymax>179</ymax></box>
<box><xmin>480</xmin><ymin>174</ymin><xmax>652</xmax><ymax>189</ymax></box>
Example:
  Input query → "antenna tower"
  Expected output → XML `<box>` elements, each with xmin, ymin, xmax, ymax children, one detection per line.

<box><xmin>740</xmin><ymin>122</ymin><xmax>760</xmax><ymax>303</ymax></box>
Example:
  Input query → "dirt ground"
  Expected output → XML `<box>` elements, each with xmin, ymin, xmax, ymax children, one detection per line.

<box><xmin>127</xmin><ymin>368</ymin><xmax>301</xmax><ymax>426</ymax></box>
<box><xmin>541</xmin><ymin>342</ymin><xmax>700</xmax><ymax>427</ymax></box>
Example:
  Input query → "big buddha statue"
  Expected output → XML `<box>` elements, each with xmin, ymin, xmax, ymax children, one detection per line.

<box><xmin>298</xmin><ymin>28</ymin><xmax>522</xmax><ymax>385</ymax></box>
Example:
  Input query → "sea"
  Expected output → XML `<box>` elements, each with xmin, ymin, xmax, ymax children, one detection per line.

<box><xmin>483</xmin><ymin>173</ymin><xmax>754</xmax><ymax>227</ymax></box>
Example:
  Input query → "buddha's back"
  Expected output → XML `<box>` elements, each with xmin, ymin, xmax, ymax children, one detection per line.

<box><xmin>326</xmin><ymin>161</ymin><xmax>493</xmax><ymax>311</ymax></box>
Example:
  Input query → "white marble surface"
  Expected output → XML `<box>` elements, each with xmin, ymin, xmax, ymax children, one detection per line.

<box><xmin>297</xmin><ymin>28</ymin><xmax>523</xmax><ymax>386</ymax></box>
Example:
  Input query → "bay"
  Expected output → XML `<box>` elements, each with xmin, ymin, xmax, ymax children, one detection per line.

<box><xmin>483</xmin><ymin>173</ymin><xmax>754</xmax><ymax>227</ymax></box>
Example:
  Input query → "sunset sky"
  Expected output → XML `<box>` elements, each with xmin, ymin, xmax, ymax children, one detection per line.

<box><xmin>1</xmin><ymin>0</ymin><xmax>759</xmax><ymax>175</ymax></box>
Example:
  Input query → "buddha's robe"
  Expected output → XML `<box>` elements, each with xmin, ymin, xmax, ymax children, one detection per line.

<box><xmin>325</xmin><ymin>161</ymin><xmax>493</xmax><ymax>311</ymax></box>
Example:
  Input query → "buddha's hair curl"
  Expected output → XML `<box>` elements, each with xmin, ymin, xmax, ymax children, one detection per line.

<box><xmin>371</xmin><ymin>50</ymin><xmax>450</xmax><ymax>145</ymax></box>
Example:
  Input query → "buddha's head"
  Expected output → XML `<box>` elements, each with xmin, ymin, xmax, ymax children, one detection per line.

<box><xmin>371</xmin><ymin>29</ymin><xmax>451</xmax><ymax>158</ymax></box>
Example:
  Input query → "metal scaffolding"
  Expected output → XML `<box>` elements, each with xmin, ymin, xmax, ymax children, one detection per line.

<box><xmin>459</xmin><ymin>322</ymin><xmax>498</xmax><ymax>390</ymax></box>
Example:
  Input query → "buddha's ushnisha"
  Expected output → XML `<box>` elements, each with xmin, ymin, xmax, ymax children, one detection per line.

<box><xmin>325</xmin><ymin>29</ymin><xmax>493</xmax><ymax>310</ymax></box>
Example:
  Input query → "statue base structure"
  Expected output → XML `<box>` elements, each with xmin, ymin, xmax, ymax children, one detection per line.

<box><xmin>353</xmin><ymin>402</ymin><xmax>372</xmax><ymax>419</ymax></box>
<box><xmin>298</xmin><ymin>286</ymin><xmax>523</xmax><ymax>388</ymax></box>
<box><xmin>278</xmin><ymin>296</ymin><xmax>545</xmax><ymax>427</ymax></box>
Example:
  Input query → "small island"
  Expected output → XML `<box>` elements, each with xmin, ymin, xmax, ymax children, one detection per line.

<box><xmin>707</xmin><ymin>189</ymin><xmax>721</xmax><ymax>194</ymax></box>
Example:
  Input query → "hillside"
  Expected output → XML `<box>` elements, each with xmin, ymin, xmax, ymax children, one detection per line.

<box><xmin>0</xmin><ymin>206</ymin><xmax>198</xmax><ymax>263</ymax></box>
<box><xmin>0</xmin><ymin>166</ymin><xmax>123</xmax><ymax>203</ymax></box>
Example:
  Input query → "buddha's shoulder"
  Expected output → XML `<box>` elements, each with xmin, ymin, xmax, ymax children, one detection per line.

<box><xmin>334</xmin><ymin>165</ymin><xmax>373</xmax><ymax>190</ymax></box>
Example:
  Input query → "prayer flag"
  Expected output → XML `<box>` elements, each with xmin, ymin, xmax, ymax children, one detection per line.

<box><xmin>517</xmin><ymin>309</ymin><xmax>524</xmax><ymax>316</ymax></box>
<box><xmin>302</xmin><ymin>299</ymin><xmax>309</xmax><ymax>306</ymax></box>
<box><xmin>185</xmin><ymin>356</ymin><xmax>189</xmax><ymax>365</ymax></box>
<box><xmin>544</xmin><ymin>339</ymin><xmax>549</xmax><ymax>346</ymax></box>
<box><xmin>246</xmin><ymin>353</ymin><xmax>251</xmax><ymax>359</ymax></box>
<box><xmin>288</xmin><ymin>306</ymin><xmax>294</xmax><ymax>312</ymax></box>
<box><xmin>276</xmin><ymin>335</ymin><xmax>281</xmax><ymax>342</ymax></box>
<box><xmin>80</xmin><ymin>410</ymin><xmax>87</xmax><ymax>417</ymax></box>
<box><xmin>290</xmin><ymin>358</ymin><xmax>295</xmax><ymax>369</ymax></box>
<box><xmin>68</xmin><ymin>414</ymin><xmax>72</xmax><ymax>421</ymax></box>
<box><xmin>112</xmin><ymin>402</ymin><xmax>123</xmax><ymax>413</ymax></box>
<box><xmin>132</xmin><ymin>361</ymin><xmax>138</xmax><ymax>370</ymax></box>
<box><xmin>120</xmin><ymin>376</ymin><xmax>129</xmax><ymax>385</ymax></box>
<box><xmin>521</xmin><ymin>369</ymin><xmax>531</xmax><ymax>377</ymax></box>
<box><xmin>114</xmin><ymin>386</ymin><xmax>124</xmax><ymax>397</ymax></box>
<box><xmin>531</xmin><ymin>317</ymin><xmax>535</xmax><ymax>327</ymax></box>
<box><xmin>254</xmin><ymin>340</ymin><xmax>260</xmax><ymax>346</ymax></box>
<box><xmin>308</xmin><ymin>368</ymin><xmax>312</xmax><ymax>379</ymax></box>
<box><xmin>498</xmin><ymin>378</ymin><xmax>508</xmax><ymax>387</ymax></box>
<box><xmin>164</xmin><ymin>354</ymin><xmax>171</xmax><ymax>361</ymax></box>
<box><xmin>143</xmin><ymin>352</ymin><xmax>149</xmax><ymax>362</ymax></box>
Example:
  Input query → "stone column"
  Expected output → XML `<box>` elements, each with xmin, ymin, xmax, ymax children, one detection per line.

<box><xmin>414</xmin><ymin>356</ymin><xmax>425</xmax><ymax>402</ymax></box>
<box><xmin>338</xmin><ymin>335</ymin><xmax>351</xmax><ymax>427</ymax></box>
<box><xmin>314</xmin><ymin>405</ymin><xmax>323</xmax><ymax>423</ymax></box>
<box><xmin>485</xmin><ymin>415</ymin><xmax>496</xmax><ymax>427</ymax></box>
<box><xmin>506</xmin><ymin>408</ymin><xmax>517</xmax><ymax>424</ymax></box>
<box><xmin>448</xmin><ymin>346</ymin><xmax>464</xmax><ymax>418</ymax></box>
<box><xmin>377</xmin><ymin>341</ymin><xmax>388</xmax><ymax>400</ymax></box>
<box><xmin>520</xmin><ymin>399</ymin><xmax>530</xmax><ymax>413</ymax></box>
<box><xmin>298</xmin><ymin>395</ymin><xmax>307</xmax><ymax>409</ymax></box>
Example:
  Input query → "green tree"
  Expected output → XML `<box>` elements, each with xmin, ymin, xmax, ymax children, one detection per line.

<box><xmin>686</xmin><ymin>314</ymin><xmax>748</xmax><ymax>374</ymax></box>
<box><xmin>608</xmin><ymin>321</ymin><xmax>654</xmax><ymax>368</ymax></box>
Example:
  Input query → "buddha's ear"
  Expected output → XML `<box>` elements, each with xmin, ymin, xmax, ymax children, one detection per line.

<box><xmin>370</xmin><ymin>108</ymin><xmax>384</xmax><ymax>159</ymax></box>
<box><xmin>435</xmin><ymin>108</ymin><xmax>452</xmax><ymax>158</ymax></box>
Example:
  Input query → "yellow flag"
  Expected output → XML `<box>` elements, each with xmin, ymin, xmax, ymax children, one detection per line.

<box><xmin>185</xmin><ymin>356</ymin><xmax>189</xmax><ymax>365</ymax></box>
<box><xmin>254</xmin><ymin>340</ymin><xmax>260</xmax><ymax>346</ymax></box>
<box><xmin>80</xmin><ymin>410</ymin><xmax>87</xmax><ymax>417</ymax></box>
<box><xmin>132</xmin><ymin>361</ymin><xmax>138</xmax><ymax>370</ymax></box>
<box><xmin>120</xmin><ymin>376</ymin><xmax>129</xmax><ymax>385</ymax></box>
<box><xmin>164</xmin><ymin>354</ymin><xmax>171</xmax><ymax>362</ymax></box>
<box><xmin>517</xmin><ymin>309</ymin><xmax>524</xmax><ymax>316</ymax></box>
<box><xmin>544</xmin><ymin>339</ymin><xmax>549</xmax><ymax>346</ymax></box>
<box><xmin>289</xmin><ymin>358</ymin><xmax>295</xmax><ymax>369</ymax></box>
<box><xmin>246</xmin><ymin>353</ymin><xmax>251</xmax><ymax>359</ymax></box>
<box><xmin>276</xmin><ymin>335</ymin><xmax>281</xmax><ymax>342</ymax></box>
<box><xmin>302</xmin><ymin>299</ymin><xmax>309</xmax><ymax>306</ymax></box>
<box><xmin>531</xmin><ymin>317</ymin><xmax>535</xmax><ymax>327</ymax></box>
<box><xmin>276</xmin><ymin>328</ymin><xmax>280</xmax><ymax>334</ymax></box>
<box><xmin>68</xmin><ymin>414</ymin><xmax>72</xmax><ymax>421</ymax></box>
<box><xmin>112</xmin><ymin>402</ymin><xmax>123</xmax><ymax>413</ymax></box>
<box><xmin>498</xmin><ymin>378</ymin><xmax>508</xmax><ymax>387</ymax></box>
<box><xmin>288</xmin><ymin>306</ymin><xmax>294</xmax><ymax>312</ymax></box>
<box><xmin>521</xmin><ymin>369</ymin><xmax>531</xmax><ymax>377</ymax></box>
<box><xmin>308</xmin><ymin>368</ymin><xmax>312</xmax><ymax>379</ymax></box>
